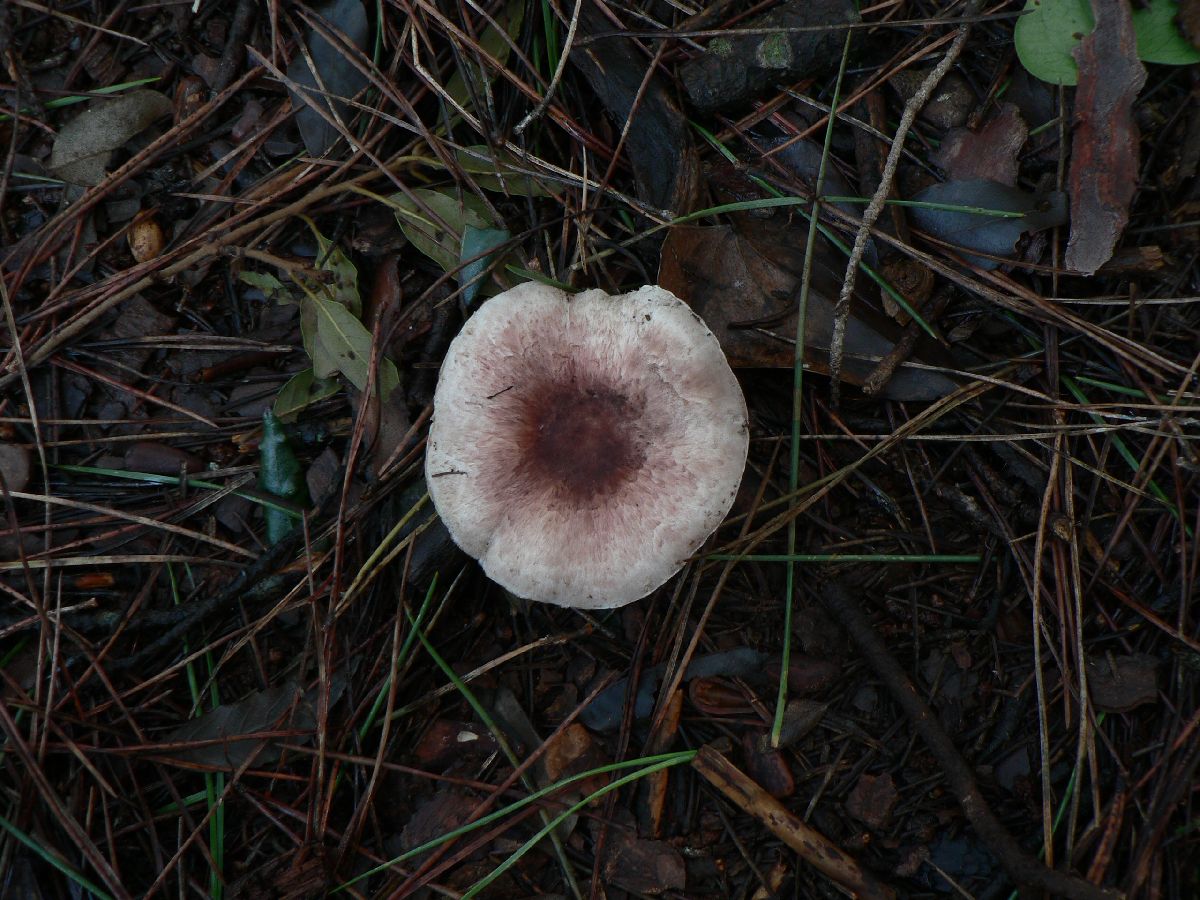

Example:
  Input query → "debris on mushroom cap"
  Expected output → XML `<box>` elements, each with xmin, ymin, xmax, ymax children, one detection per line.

<box><xmin>425</xmin><ymin>282</ymin><xmax>749</xmax><ymax>609</ymax></box>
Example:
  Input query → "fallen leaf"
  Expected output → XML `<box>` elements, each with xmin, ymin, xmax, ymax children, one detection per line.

<box><xmin>743</xmin><ymin>732</ymin><xmax>795</xmax><ymax>798</ymax></box>
<box><xmin>400</xmin><ymin>790</ymin><xmax>480</xmax><ymax>861</ymax></box>
<box><xmin>582</xmin><ymin>648</ymin><xmax>769</xmax><ymax>732</ymax></box>
<box><xmin>124</xmin><ymin>442</ymin><xmax>202</xmax><ymax>476</ymax></box>
<box><xmin>49</xmin><ymin>90</ymin><xmax>172</xmax><ymax>186</ymax></box>
<box><xmin>411</xmin><ymin>719</ymin><xmax>498</xmax><ymax>770</ymax></box>
<box><xmin>166</xmin><ymin>677</ymin><xmax>344</xmax><ymax>767</ymax></box>
<box><xmin>599</xmin><ymin>811</ymin><xmax>686</xmax><ymax>895</ymax></box>
<box><xmin>776</xmin><ymin>698</ymin><xmax>829</xmax><ymax>747</ymax></box>
<box><xmin>453</xmin><ymin>144</ymin><xmax>550</xmax><ymax>197</ymax></box>
<box><xmin>0</xmin><ymin>443</ymin><xmax>31</xmax><ymax>493</ymax></box>
<box><xmin>908</xmin><ymin>178</ymin><xmax>1067</xmax><ymax>269</ymax></box>
<box><xmin>679</xmin><ymin>0</ymin><xmax>859</xmax><ymax>114</ymax></box>
<box><xmin>1087</xmin><ymin>653</ymin><xmax>1159</xmax><ymax>712</ymax></box>
<box><xmin>542</xmin><ymin>723</ymin><xmax>595</xmax><ymax>783</ymax></box>
<box><xmin>273</xmin><ymin>368</ymin><xmax>340</xmax><ymax>422</ymax></box>
<box><xmin>659</xmin><ymin>222</ymin><xmax>959</xmax><ymax>401</ymax></box>
<box><xmin>934</xmin><ymin>104</ymin><xmax>1028</xmax><ymax>186</ymax></box>
<box><xmin>302</xmin><ymin>294</ymin><xmax>400</xmax><ymax>400</ymax></box>
<box><xmin>391</xmin><ymin>187</ymin><xmax>491</xmax><ymax>275</ymax></box>
<box><xmin>1179</xmin><ymin>0</ymin><xmax>1200</xmax><ymax>47</ymax></box>
<box><xmin>458</xmin><ymin>224</ymin><xmax>510</xmax><ymax>305</ymax></box>
<box><xmin>304</xmin><ymin>220</ymin><xmax>361</xmax><ymax>317</ymax></box>
<box><xmin>890</xmin><ymin>69</ymin><xmax>975</xmax><ymax>130</ymax></box>
<box><xmin>445</xmin><ymin>0</ymin><xmax>524</xmax><ymax>113</ymax></box>
<box><xmin>287</xmin><ymin>0</ymin><xmax>370</xmax><ymax>157</ymax></box>
<box><xmin>845</xmin><ymin>772</ymin><xmax>898</xmax><ymax>829</ymax></box>
<box><xmin>571</xmin><ymin>3</ymin><xmax>700</xmax><ymax>212</ymax></box>
<box><xmin>1065</xmin><ymin>0</ymin><xmax>1147</xmax><ymax>274</ymax></box>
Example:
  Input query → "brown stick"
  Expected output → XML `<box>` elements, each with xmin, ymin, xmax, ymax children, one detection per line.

<box><xmin>692</xmin><ymin>744</ymin><xmax>896</xmax><ymax>900</ymax></box>
<box><xmin>817</xmin><ymin>580</ymin><xmax>1123</xmax><ymax>900</ymax></box>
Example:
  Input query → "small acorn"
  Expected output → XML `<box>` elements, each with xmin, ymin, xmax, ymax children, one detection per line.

<box><xmin>128</xmin><ymin>214</ymin><xmax>165</xmax><ymax>263</ymax></box>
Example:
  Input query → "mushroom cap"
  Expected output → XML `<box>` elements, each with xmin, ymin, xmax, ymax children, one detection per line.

<box><xmin>425</xmin><ymin>282</ymin><xmax>748</xmax><ymax>609</ymax></box>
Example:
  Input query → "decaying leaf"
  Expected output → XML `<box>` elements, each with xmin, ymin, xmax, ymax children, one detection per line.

<box><xmin>571</xmin><ymin>3</ymin><xmax>700</xmax><ymax>213</ymax></box>
<box><xmin>445</xmin><ymin>0</ymin><xmax>524</xmax><ymax>112</ymax></box>
<box><xmin>908</xmin><ymin>179</ymin><xmax>1067</xmax><ymax>269</ymax></box>
<box><xmin>659</xmin><ymin>220</ymin><xmax>959</xmax><ymax>401</ymax></box>
<box><xmin>0</xmin><ymin>443</ymin><xmax>31</xmax><ymax>493</ymax></box>
<box><xmin>845</xmin><ymin>772</ymin><xmax>898</xmax><ymax>829</ymax></box>
<box><xmin>933</xmin><ymin>104</ymin><xmax>1029</xmax><ymax>186</ymax></box>
<box><xmin>166</xmin><ymin>677</ymin><xmax>345</xmax><ymax>767</ymax></box>
<box><xmin>1087</xmin><ymin>653</ymin><xmax>1160</xmax><ymax>712</ymax></box>
<box><xmin>679</xmin><ymin>0</ymin><xmax>859</xmax><ymax>114</ymax></box>
<box><xmin>49</xmin><ymin>90</ymin><xmax>172</xmax><ymax>185</ymax></box>
<box><xmin>287</xmin><ymin>0</ymin><xmax>370</xmax><ymax>157</ymax></box>
<box><xmin>597</xmin><ymin>810</ymin><xmax>686</xmax><ymax>895</ymax></box>
<box><xmin>1065</xmin><ymin>0</ymin><xmax>1147</xmax><ymax>275</ymax></box>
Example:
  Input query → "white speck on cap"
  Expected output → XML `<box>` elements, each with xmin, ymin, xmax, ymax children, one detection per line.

<box><xmin>425</xmin><ymin>283</ymin><xmax>749</xmax><ymax>609</ymax></box>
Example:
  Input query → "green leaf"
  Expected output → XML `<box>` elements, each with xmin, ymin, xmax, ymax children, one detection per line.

<box><xmin>304</xmin><ymin>295</ymin><xmax>401</xmax><ymax>400</ymax></box>
<box><xmin>258</xmin><ymin>410</ymin><xmax>308</xmax><ymax>543</ymax></box>
<box><xmin>445</xmin><ymin>0</ymin><xmax>525</xmax><ymax>111</ymax></box>
<box><xmin>459</xmin><ymin>225</ymin><xmax>510</xmax><ymax>305</ymax></box>
<box><xmin>238</xmin><ymin>270</ymin><xmax>295</xmax><ymax>305</ymax></box>
<box><xmin>455</xmin><ymin>145</ymin><xmax>550</xmax><ymax>197</ymax></box>
<box><xmin>303</xmin><ymin>219</ymin><xmax>362</xmax><ymax>316</ymax></box>
<box><xmin>1133</xmin><ymin>0</ymin><xmax>1200</xmax><ymax>64</ymax></box>
<box><xmin>1014</xmin><ymin>0</ymin><xmax>1094</xmax><ymax>86</ymax></box>
<box><xmin>391</xmin><ymin>187</ymin><xmax>492</xmax><ymax>273</ymax></box>
<box><xmin>273</xmin><ymin>368</ymin><xmax>341</xmax><ymax>421</ymax></box>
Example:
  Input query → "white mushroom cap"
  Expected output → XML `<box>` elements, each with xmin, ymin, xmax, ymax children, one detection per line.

<box><xmin>425</xmin><ymin>282</ymin><xmax>749</xmax><ymax>609</ymax></box>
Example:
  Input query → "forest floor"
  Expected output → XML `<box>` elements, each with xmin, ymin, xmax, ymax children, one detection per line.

<box><xmin>0</xmin><ymin>0</ymin><xmax>1197</xmax><ymax>898</ymax></box>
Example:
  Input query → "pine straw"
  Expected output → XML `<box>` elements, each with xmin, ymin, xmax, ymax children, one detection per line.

<box><xmin>0</xmin><ymin>0</ymin><xmax>1197</xmax><ymax>897</ymax></box>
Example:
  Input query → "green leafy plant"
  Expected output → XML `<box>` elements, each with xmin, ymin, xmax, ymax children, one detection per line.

<box><xmin>239</xmin><ymin>221</ymin><xmax>400</xmax><ymax>420</ymax></box>
<box><xmin>1015</xmin><ymin>0</ymin><xmax>1200</xmax><ymax>86</ymax></box>
<box><xmin>258</xmin><ymin>410</ymin><xmax>308</xmax><ymax>543</ymax></box>
<box><xmin>387</xmin><ymin>186</ymin><xmax>512</xmax><ymax>304</ymax></box>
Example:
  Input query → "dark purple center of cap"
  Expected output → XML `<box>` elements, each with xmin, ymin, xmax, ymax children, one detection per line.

<box><xmin>519</xmin><ymin>386</ymin><xmax>646</xmax><ymax>501</ymax></box>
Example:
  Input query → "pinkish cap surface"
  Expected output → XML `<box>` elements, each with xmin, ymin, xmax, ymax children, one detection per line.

<box><xmin>425</xmin><ymin>282</ymin><xmax>749</xmax><ymax>609</ymax></box>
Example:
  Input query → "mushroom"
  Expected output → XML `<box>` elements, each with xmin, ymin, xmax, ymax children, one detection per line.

<box><xmin>425</xmin><ymin>282</ymin><xmax>748</xmax><ymax>609</ymax></box>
